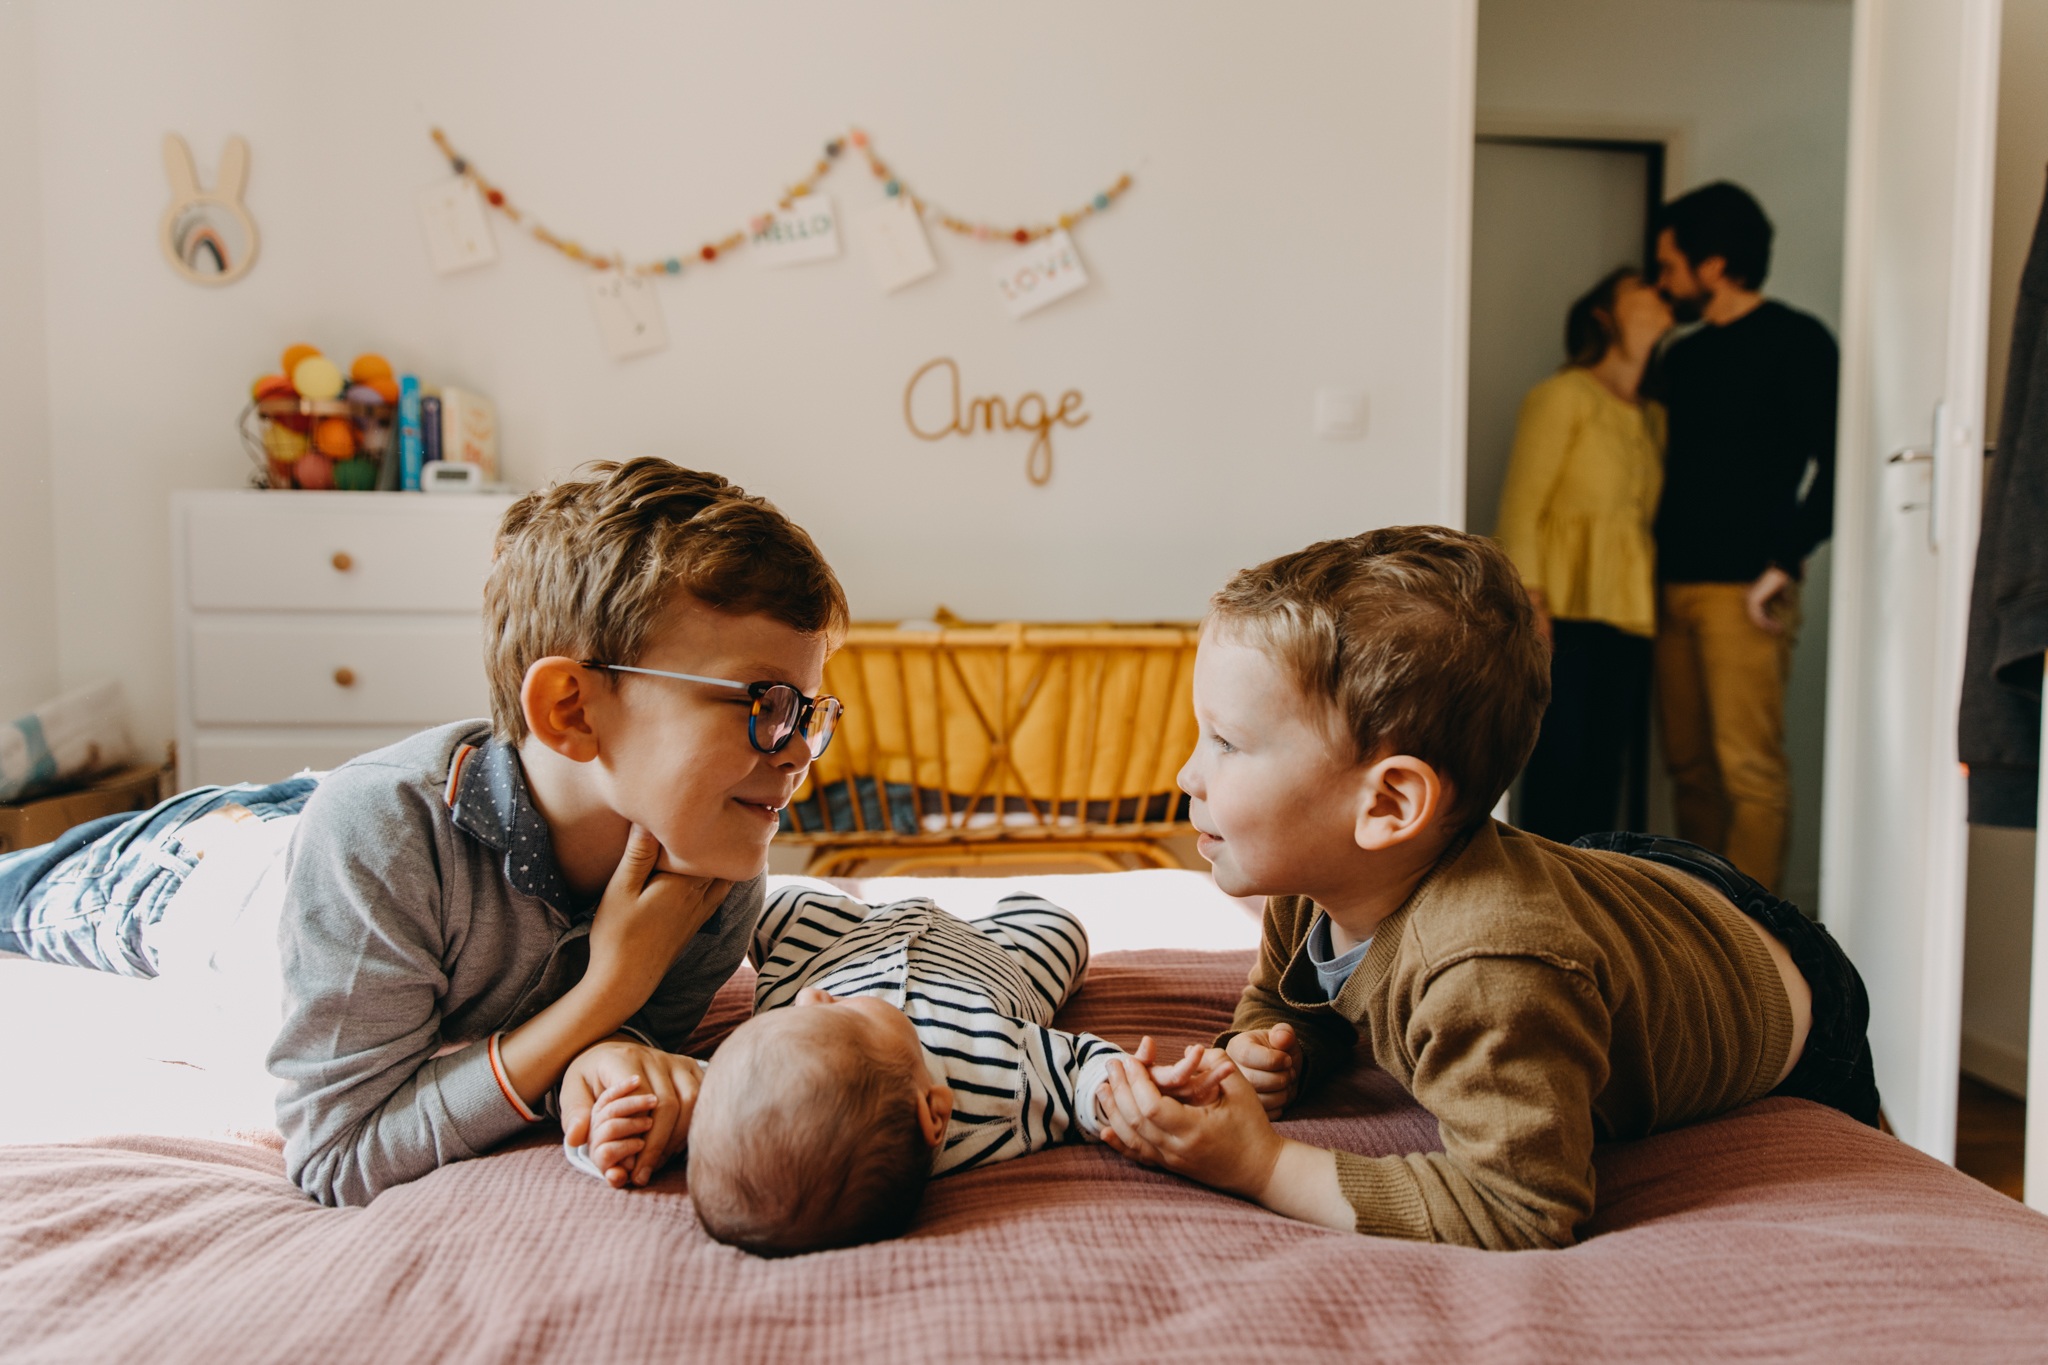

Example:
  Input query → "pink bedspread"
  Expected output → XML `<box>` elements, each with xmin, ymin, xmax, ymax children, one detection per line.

<box><xmin>4</xmin><ymin>948</ymin><xmax>2046</xmax><ymax>1363</ymax></box>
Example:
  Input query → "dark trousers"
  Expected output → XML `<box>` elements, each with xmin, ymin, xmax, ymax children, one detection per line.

<box><xmin>1519</xmin><ymin>619</ymin><xmax>1651</xmax><ymax>844</ymax></box>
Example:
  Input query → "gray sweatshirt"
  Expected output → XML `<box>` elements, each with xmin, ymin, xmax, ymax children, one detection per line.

<box><xmin>267</xmin><ymin>720</ymin><xmax>761</xmax><ymax>1206</ymax></box>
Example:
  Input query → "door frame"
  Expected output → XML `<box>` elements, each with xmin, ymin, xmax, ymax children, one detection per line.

<box><xmin>1818</xmin><ymin>0</ymin><xmax>2003</xmax><ymax>1162</ymax></box>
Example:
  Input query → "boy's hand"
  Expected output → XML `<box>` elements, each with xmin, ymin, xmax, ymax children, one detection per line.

<box><xmin>1097</xmin><ymin>1057</ymin><xmax>1285</xmax><ymax>1201</ymax></box>
<box><xmin>583</xmin><ymin>825</ymin><xmax>732</xmax><ymax>1017</ymax></box>
<box><xmin>1099</xmin><ymin>1059</ymin><xmax>1356</xmax><ymax>1232</ymax></box>
<box><xmin>1226</xmin><ymin>1023</ymin><xmax>1303</xmax><ymax>1116</ymax></box>
<box><xmin>561</xmin><ymin>1038</ymin><xmax>703</xmax><ymax>1188</ymax></box>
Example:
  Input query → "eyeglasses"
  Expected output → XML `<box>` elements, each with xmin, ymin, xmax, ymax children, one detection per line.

<box><xmin>583</xmin><ymin>663</ymin><xmax>843</xmax><ymax>759</ymax></box>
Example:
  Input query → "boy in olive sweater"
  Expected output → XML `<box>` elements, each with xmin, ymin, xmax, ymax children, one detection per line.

<box><xmin>1093</xmin><ymin>527</ymin><xmax>1880</xmax><ymax>1250</ymax></box>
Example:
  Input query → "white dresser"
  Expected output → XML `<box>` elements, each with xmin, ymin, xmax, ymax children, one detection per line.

<box><xmin>171</xmin><ymin>490</ymin><xmax>520</xmax><ymax>789</ymax></box>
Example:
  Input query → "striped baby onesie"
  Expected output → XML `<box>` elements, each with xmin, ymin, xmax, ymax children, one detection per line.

<box><xmin>750</xmin><ymin>882</ymin><xmax>1123</xmax><ymax>1174</ymax></box>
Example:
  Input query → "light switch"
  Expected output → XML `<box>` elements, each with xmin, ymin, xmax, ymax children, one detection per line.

<box><xmin>1315</xmin><ymin>388</ymin><xmax>1369</xmax><ymax>440</ymax></box>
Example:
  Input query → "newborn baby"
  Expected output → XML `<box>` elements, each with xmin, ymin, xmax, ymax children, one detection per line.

<box><xmin>569</xmin><ymin>882</ymin><xmax>1226</xmax><ymax>1256</ymax></box>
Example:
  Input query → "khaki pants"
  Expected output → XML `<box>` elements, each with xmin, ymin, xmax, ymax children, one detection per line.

<box><xmin>1655</xmin><ymin>582</ymin><xmax>1798</xmax><ymax>891</ymax></box>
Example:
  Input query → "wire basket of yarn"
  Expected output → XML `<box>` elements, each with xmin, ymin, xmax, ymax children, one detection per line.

<box><xmin>237</xmin><ymin>348</ymin><xmax>397</xmax><ymax>491</ymax></box>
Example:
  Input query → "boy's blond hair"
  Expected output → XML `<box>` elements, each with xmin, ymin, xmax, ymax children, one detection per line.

<box><xmin>687</xmin><ymin>1009</ymin><xmax>932</xmax><ymax>1256</ymax></box>
<box><xmin>482</xmin><ymin>458</ymin><xmax>849</xmax><ymax>743</ymax></box>
<box><xmin>1208</xmin><ymin>526</ymin><xmax>1549</xmax><ymax>829</ymax></box>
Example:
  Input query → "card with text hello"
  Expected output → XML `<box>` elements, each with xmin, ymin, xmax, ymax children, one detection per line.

<box><xmin>993</xmin><ymin>228</ymin><xmax>1089</xmax><ymax>319</ymax></box>
<box><xmin>752</xmin><ymin>196</ymin><xmax>842</xmax><ymax>266</ymax></box>
<box><xmin>586</xmin><ymin>270</ymin><xmax>668</xmax><ymax>360</ymax></box>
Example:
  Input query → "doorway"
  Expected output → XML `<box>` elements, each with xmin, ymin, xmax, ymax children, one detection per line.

<box><xmin>1465</xmin><ymin>135</ymin><xmax>1665</xmax><ymax>537</ymax></box>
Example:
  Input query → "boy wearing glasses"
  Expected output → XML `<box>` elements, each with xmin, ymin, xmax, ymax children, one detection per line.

<box><xmin>0</xmin><ymin>459</ymin><xmax>849</xmax><ymax>1206</ymax></box>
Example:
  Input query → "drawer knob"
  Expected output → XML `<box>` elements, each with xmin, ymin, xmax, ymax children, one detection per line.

<box><xmin>331</xmin><ymin>552</ymin><xmax>354</xmax><ymax>573</ymax></box>
<box><xmin>333</xmin><ymin>667</ymin><xmax>357</xmax><ymax>688</ymax></box>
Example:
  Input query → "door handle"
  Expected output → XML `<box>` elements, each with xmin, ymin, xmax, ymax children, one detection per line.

<box><xmin>1888</xmin><ymin>447</ymin><xmax>1932</xmax><ymax>513</ymax></box>
<box><xmin>1888</xmin><ymin>402</ymin><xmax>1946</xmax><ymax>550</ymax></box>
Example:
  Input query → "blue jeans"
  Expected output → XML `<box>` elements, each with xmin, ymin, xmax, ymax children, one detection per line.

<box><xmin>1573</xmin><ymin>831</ymin><xmax>1883</xmax><ymax>1128</ymax></box>
<box><xmin>0</xmin><ymin>777</ymin><xmax>317</xmax><ymax>977</ymax></box>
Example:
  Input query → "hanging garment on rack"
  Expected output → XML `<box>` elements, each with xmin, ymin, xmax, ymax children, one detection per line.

<box><xmin>1961</xmin><ymin>175</ymin><xmax>2048</xmax><ymax>827</ymax></box>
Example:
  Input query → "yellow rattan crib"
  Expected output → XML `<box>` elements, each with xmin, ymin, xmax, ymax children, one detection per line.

<box><xmin>778</xmin><ymin>618</ymin><xmax>1200</xmax><ymax>875</ymax></box>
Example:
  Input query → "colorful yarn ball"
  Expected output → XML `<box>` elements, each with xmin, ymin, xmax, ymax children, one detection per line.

<box><xmin>294</xmin><ymin>453</ymin><xmax>336</xmax><ymax>490</ymax></box>
<box><xmin>349</xmin><ymin>353</ymin><xmax>394</xmax><ymax>384</ymax></box>
<box><xmin>313</xmin><ymin>417</ymin><xmax>356</xmax><ymax>459</ymax></box>
<box><xmin>279</xmin><ymin>343</ymin><xmax>321</xmax><ymax>381</ymax></box>
<box><xmin>292</xmin><ymin>356</ymin><xmax>345</xmax><ymax>402</ymax></box>
<box><xmin>263</xmin><ymin>422</ymin><xmax>309</xmax><ymax>462</ymax></box>
<box><xmin>334</xmin><ymin>458</ymin><xmax>378</xmax><ymax>491</ymax></box>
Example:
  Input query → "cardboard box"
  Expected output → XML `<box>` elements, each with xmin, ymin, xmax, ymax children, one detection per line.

<box><xmin>0</xmin><ymin>764</ymin><xmax>167</xmax><ymax>854</ymax></box>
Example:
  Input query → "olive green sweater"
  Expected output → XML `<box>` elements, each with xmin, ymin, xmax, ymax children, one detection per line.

<box><xmin>1223</xmin><ymin>821</ymin><xmax>1792</xmax><ymax>1251</ymax></box>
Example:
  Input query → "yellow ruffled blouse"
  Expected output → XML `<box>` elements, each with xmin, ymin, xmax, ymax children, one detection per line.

<box><xmin>1493</xmin><ymin>368</ymin><xmax>1665</xmax><ymax>638</ymax></box>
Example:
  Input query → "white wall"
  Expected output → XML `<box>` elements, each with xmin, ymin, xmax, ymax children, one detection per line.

<box><xmin>1959</xmin><ymin>0</ymin><xmax>2048</xmax><ymax>1098</ymax></box>
<box><xmin>0</xmin><ymin>0</ymin><xmax>59</xmax><ymax>721</ymax></box>
<box><xmin>22</xmin><ymin>0</ymin><xmax>1476</xmax><ymax>756</ymax></box>
<box><xmin>1475</xmin><ymin>0</ymin><xmax>1853</xmax><ymax>913</ymax></box>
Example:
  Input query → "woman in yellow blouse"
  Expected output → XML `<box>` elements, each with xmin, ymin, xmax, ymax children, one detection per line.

<box><xmin>1495</xmin><ymin>266</ymin><xmax>1672</xmax><ymax>843</ymax></box>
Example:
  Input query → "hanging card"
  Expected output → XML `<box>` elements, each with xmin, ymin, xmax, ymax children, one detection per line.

<box><xmin>752</xmin><ymin>196</ymin><xmax>842</xmax><ymax>266</ymax></box>
<box><xmin>417</xmin><ymin>177</ymin><xmax>498</xmax><ymax>275</ymax></box>
<box><xmin>994</xmin><ymin>229</ymin><xmax>1088</xmax><ymax>318</ymax></box>
<box><xmin>854</xmin><ymin>199</ymin><xmax>938</xmax><ymax>292</ymax></box>
<box><xmin>585</xmin><ymin>270</ymin><xmax>668</xmax><ymax>360</ymax></box>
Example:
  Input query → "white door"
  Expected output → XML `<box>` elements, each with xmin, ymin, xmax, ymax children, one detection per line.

<box><xmin>1819</xmin><ymin>0</ymin><xmax>2001</xmax><ymax>1160</ymax></box>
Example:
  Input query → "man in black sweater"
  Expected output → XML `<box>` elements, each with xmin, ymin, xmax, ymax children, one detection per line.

<box><xmin>1650</xmin><ymin>182</ymin><xmax>1838</xmax><ymax>891</ymax></box>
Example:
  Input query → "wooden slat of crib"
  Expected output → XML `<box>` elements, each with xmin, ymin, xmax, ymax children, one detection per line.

<box><xmin>1103</xmin><ymin>648</ymin><xmax>1142</xmax><ymax>829</ymax></box>
<box><xmin>942</xmin><ymin>647</ymin><xmax>1002</xmax><ymax>821</ymax></box>
<box><xmin>843</xmin><ymin>646</ymin><xmax>879</xmax><ymax>833</ymax></box>
<box><xmin>1137</xmin><ymin>644</ymin><xmax>1192</xmax><ymax>826</ymax></box>
<box><xmin>1050</xmin><ymin>649</ymin><xmax>1075</xmax><ymax>828</ymax></box>
<box><xmin>1006</xmin><ymin>647</ymin><xmax>1057</xmax><ymax>825</ymax></box>
<box><xmin>1079</xmin><ymin>649</ymin><xmax>1108</xmax><ymax>821</ymax></box>
<box><xmin>892</xmin><ymin>648</ymin><xmax>919</xmax><ymax>834</ymax></box>
<box><xmin>931</xmin><ymin>647</ymin><xmax>956</xmax><ymax>831</ymax></box>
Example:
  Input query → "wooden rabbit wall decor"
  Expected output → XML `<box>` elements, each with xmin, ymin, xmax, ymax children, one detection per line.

<box><xmin>160</xmin><ymin>133</ymin><xmax>258</xmax><ymax>286</ymax></box>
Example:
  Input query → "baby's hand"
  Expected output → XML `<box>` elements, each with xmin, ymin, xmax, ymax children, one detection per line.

<box><xmin>1128</xmin><ymin>1035</ymin><xmax>1236</xmax><ymax>1106</ymax></box>
<box><xmin>569</xmin><ymin>1077</ymin><xmax>660</xmax><ymax>1186</ymax></box>
<box><xmin>561</xmin><ymin>1039</ymin><xmax>704</xmax><ymax>1188</ymax></box>
<box><xmin>1226</xmin><ymin>1023</ymin><xmax>1302</xmax><ymax>1117</ymax></box>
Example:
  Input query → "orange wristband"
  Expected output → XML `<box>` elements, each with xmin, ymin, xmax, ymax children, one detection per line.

<box><xmin>488</xmin><ymin>1032</ymin><xmax>544</xmax><ymax>1123</ymax></box>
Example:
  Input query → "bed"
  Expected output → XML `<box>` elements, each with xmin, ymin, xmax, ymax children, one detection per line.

<box><xmin>3</xmin><ymin>870</ymin><xmax>2046</xmax><ymax>1362</ymax></box>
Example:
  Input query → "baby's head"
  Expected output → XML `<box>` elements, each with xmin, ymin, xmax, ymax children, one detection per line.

<box><xmin>689</xmin><ymin>989</ymin><xmax>953</xmax><ymax>1257</ymax></box>
<box><xmin>1180</xmin><ymin>526</ymin><xmax>1548</xmax><ymax>898</ymax></box>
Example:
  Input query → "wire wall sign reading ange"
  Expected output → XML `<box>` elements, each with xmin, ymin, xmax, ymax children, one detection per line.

<box><xmin>904</xmin><ymin>357</ymin><xmax>1090</xmax><ymax>486</ymax></box>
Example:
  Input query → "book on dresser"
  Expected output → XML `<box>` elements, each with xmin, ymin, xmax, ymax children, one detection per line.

<box><xmin>170</xmin><ymin>490</ymin><xmax>519</xmax><ymax>789</ymax></box>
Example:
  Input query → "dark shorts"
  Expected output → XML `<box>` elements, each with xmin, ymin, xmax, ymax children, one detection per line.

<box><xmin>1571</xmin><ymin>831</ymin><xmax>1883</xmax><ymax>1129</ymax></box>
